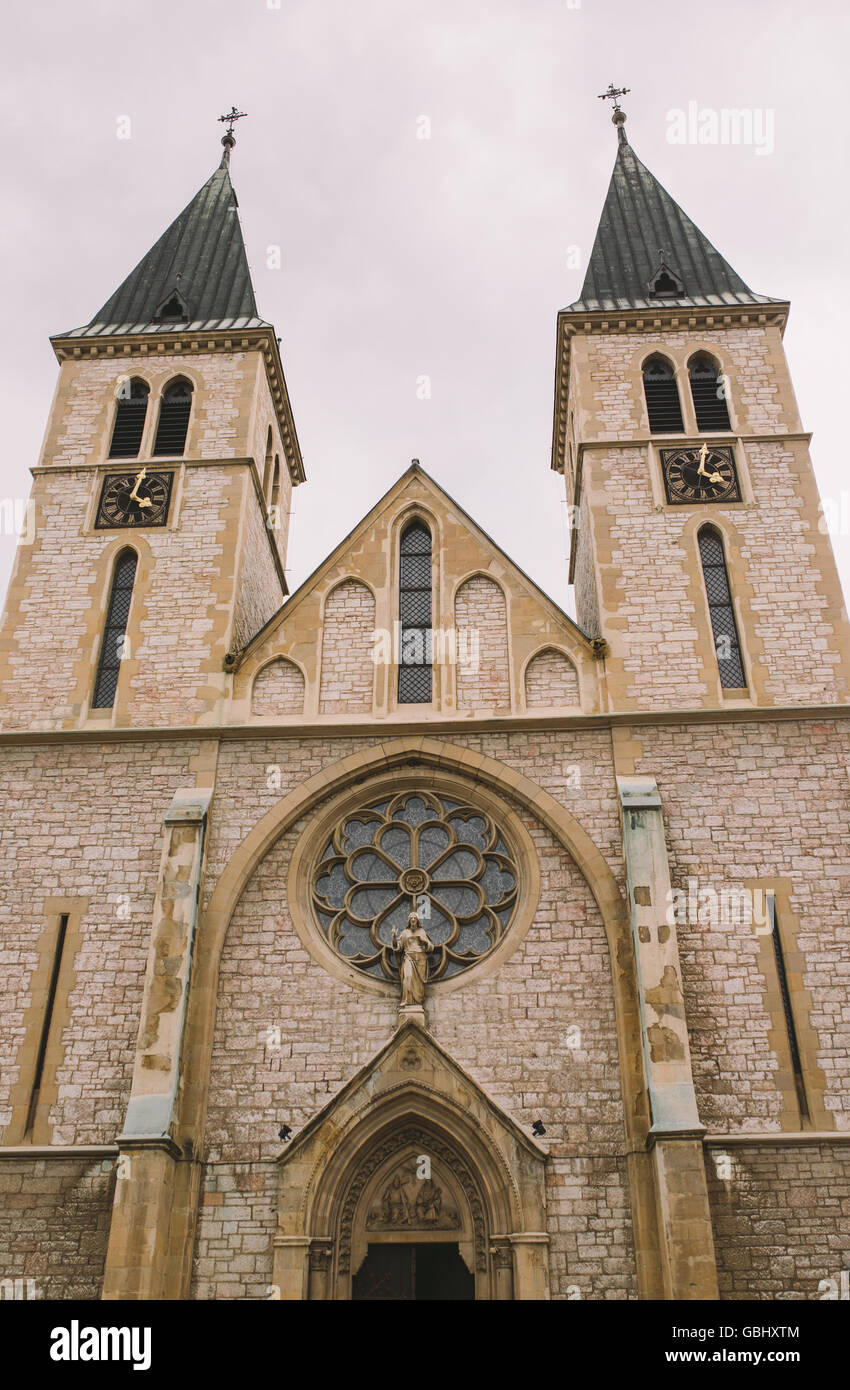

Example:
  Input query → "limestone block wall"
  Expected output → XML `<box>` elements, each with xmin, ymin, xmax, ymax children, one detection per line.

<box><xmin>525</xmin><ymin>647</ymin><xmax>580</xmax><ymax>708</ymax></box>
<box><xmin>0</xmin><ymin>463</ymin><xmax>262</xmax><ymax>730</ymax></box>
<box><xmin>231</xmin><ymin>478</ymin><xmax>285</xmax><ymax>653</ymax></box>
<box><xmin>630</xmin><ymin>718</ymin><xmax>850</xmax><ymax>1132</ymax></box>
<box><xmin>705</xmin><ymin>1142</ymin><xmax>850</xmax><ymax>1299</ymax></box>
<box><xmin>454</xmin><ymin>575</ymin><xmax>510</xmax><ymax>711</ymax></box>
<box><xmin>562</xmin><ymin>326</ymin><xmax>850</xmax><ymax>711</ymax></box>
<box><xmin>318</xmin><ymin>580</ymin><xmax>376</xmax><ymax>714</ymax></box>
<box><xmin>251</xmin><ymin>658</ymin><xmax>305</xmax><ymax>715</ymax></box>
<box><xmin>0</xmin><ymin>1157</ymin><xmax>115</xmax><ymax>1300</ymax></box>
<box><xmin>0</xmin><ymin>739</ymin><xmax>199</xmax><ymax>1146</ymax></box>
<box><xmin>196</xmin><ymin>728</ymin><xmax>635</xmax><ymax>1300</ymax></box>
<box><xmin>42</xmin><ymin>350</ymin><xmax>259</xmax><ymax>469</ymax></box>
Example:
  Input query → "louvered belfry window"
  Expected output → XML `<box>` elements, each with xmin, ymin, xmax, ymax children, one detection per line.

<box><xmin>698</xmin><ymin>527</ymin><xmax>747</xmax><ymax>688</ymax></box>
<box><xmin>92</xmin><ymin>549</ymin><xmax>137</xmax><ymax>709</ymax></box>
<box><xmin>689</xmin><ymin>353</ymin><xmax>732</xmax><ymax>431</ymax></box>
<box><xmin>643</xmin><ymin>356</ymin><xmax>684</xmax><ymax>434</ymax></box>
<box><xmin>398</xmin><ymin>520</ymin><xmax>433</xmax><ymax>703</ymax></box>
<box><xmin>152</xmin><ymin>378</ymin><xmax>193</xmax><ymax>457</ymax></box>
<box><xmin>108</xmin><ymin>379</ymin><xmax>149</xmax><ymax>459</ymax></box>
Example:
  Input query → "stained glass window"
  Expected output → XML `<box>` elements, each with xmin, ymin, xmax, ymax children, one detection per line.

<box><xmin>398</xmin><ymin>521</ymin><xmax>432</xmax><ymax>703</ymax></box>
<box><xmin>312</xmin><ymin>791</ymin><xmax>518</xmax><ymax>981</ymax></box>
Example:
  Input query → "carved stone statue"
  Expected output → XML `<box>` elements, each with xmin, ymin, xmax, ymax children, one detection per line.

<box><xmin>391</xmin><ymin>909</ymin><xmax>434</xmax><ymax>1007</ymax></box>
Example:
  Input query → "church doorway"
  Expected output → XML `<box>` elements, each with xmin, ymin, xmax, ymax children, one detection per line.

<box><xmin>352</xmin><ymin>1242</ymin><xmax>475</xmax><ymax>1300</ymax></box>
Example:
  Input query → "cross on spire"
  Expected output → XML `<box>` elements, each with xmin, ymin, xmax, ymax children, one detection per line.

<box><xmin>218</xmin><ymin>106</ymin><xmax>247</xmax><ymax>138</ymax></box>
<box><xmin>598</xmin><ymin>84</ymin><xmax>630</xmax><ymax>140</ymax></box>
<box><xmin>217</xmin><ymin>107</ymin><xmax>247</xmax><ymax>167</ymax></box>
<box><xmin>597</xmin><ymin>84</ymin><xmax>630</xmax><ymax>114</ymax></box>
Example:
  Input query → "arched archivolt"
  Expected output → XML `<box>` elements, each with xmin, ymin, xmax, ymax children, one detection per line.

<box><xmin>184</xmin><ymin>738</ymin><xmax>646</xmax><ymax>1159</ymax></box>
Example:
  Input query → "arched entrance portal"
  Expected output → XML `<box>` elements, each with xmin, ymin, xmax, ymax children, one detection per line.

<box><xmin>273</xmin><ymin>1024</ymin><xmax>549</xmax><ymax>1300</ymax></box>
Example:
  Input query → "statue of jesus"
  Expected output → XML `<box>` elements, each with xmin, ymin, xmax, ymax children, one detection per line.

<box><xmin>391</xmin><ymin>908</ymin><xmax>435</xmax><ymax>1007</ymax></box>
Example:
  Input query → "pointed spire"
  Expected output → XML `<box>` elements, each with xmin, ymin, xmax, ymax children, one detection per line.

<box><xmin>566</xmin><ymin>110</ymin><xmax>782</xmax><ymax>312</ymax></box>
<box><xmin>57</xmin><ymin>111</ymin><xmax>267</xmax><ymax>338</ymax></box>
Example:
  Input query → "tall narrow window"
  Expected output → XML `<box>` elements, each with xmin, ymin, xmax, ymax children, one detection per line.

<box><xmin>108</xmin><ymin>378</ymin><xmax>149</xmax><ymax>459</ymax></box>
<box><xmin>92</xmin><ymin>549</ymin><xmax>137</xmax><ymax>708</ymax></box>
<box><xmin>152</xmin><ymin>378</ymin><xmax>193</xmax><ymax>456</ymax></box>
<box><xmin>398</xmin><ymin>520</ymin><xmax>432</xmax><ymax>703</ymax></box>
<box><xmin>24</xmin><ymin>914</ymin><xmax>69</xmax><ymax>1137</ymax></box>
<box><xmin>642</xmin><ymin>356</ymin><xmax>684</xmax><ymax>434</ymax></box>
<box><xmin>769</xmin><ymin>896</ymin><xmax>810</xmax><ymax>1122</ymax></box>
<box><xmin>689</xmin><ymin>353</ymin><xmax>731</xmax><ymax>431</ymax></box>
<box><xmin>262</xmin><ymin>426</ymin><xmax>274</xmax><ymax>497</ymax></box>
<box><xmin>270</xmin><ymin>456</ymin><xmax>281</xmax><ymax>511</ymax></box>
<box><xmin>698</xmin><ymin>527</ymin><xmax>746</xmax><ymax>688</ymax></box>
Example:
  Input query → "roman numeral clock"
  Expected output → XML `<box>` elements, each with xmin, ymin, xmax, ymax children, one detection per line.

<box><xmin>95</xmin><ymin>467</ymin><xmax>174</xmax><ymax>528</ymax></box>
<box><xmin>661</xmin><ymin>443</ymin><xmax>740</xmax><ymax>504</ymax></box>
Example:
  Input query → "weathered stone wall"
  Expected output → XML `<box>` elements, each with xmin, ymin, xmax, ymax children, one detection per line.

<box><xmin>0</xmin><ymin>1157</ymin><xmax>115</xmax><ymax>1300</ymax></box>
<box><xmin>632</xmin><ymin>717</ymin><xmax>850</xmax><ymax>1132</ymax></box>
<box><xmin>455</xmin><ymin>575</ymin><xmax>510</xmax><ymax>711</ymax></box>
<box><xmin>0</xmin><ymin>739</ymin><xmax>199</xmax><ymax>1145</ymax></box>
<box><xmin>318</xmin><ymin>580</ymin><xmax>376</xmax><ymax>713</ymax></box>
<box><xmin>525</xmin><ymin>647</ymin><xmax>580</xmax><ymax>708</ymax></box>
<box><xmin>251</xmin><ymin>658</ymin><xmax>305</xmax><ymax>715</ymax></box>
<box><xmin>231</xmin><ymin>478</ymin><xmax>285</xmax><ymax>653</ymax></box>
<box><xmin>705</xmin><ymin>1142</ymin><xmax>850</xmax><ymax>1299</ymax></box>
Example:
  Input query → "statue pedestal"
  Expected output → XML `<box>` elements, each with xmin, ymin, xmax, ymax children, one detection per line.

<box><xmin>397</xmin><ymin>1004</ymin><xmax>426</xmax><ymax>1029</ymax></box>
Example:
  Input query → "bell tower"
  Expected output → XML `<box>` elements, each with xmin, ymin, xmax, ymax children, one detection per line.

<box><xmin>551</xmin><ymin>96</ymin><xmax>850</xmax><ymax>713</ymax></box>
<box><xmin>0</xmin><ymin>115</ymin><xmax>304</xmax><ymax>732</ymax></box>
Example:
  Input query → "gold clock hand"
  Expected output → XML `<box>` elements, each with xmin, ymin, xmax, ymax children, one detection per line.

<box><xmin>696</xmin><ymin>442</ymin><xmax>710</xmax><ymax>477</ymax></box>
<box><xmin>128</xmin><ymin>467</ymin><xmax>147</xmax><ymax>501</ymax></box>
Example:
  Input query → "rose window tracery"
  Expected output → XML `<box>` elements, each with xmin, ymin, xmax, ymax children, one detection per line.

<box><xmin>312</xmin><ymin>792</ymin><xmax>518</xmax><ymax>981</ymax></box>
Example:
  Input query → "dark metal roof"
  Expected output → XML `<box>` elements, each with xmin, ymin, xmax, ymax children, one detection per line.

<box><xmin>56</xmin><ymin>158</ymin><xmax>270</xmax><ymax>338</ymax></box>
<box><xmin>565</xmin><ymin>127</ymin><xmax>783</xmax><ymax>313</ymax></box>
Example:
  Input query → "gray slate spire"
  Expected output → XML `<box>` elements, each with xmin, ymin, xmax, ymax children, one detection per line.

<box><xmin>566</xmin><ymin>123</ymin><xmax>783</xmax><ymax>312</ymax></box>
<box><xmin>57</xmin><ymin>160</ymin><xmax>269</xmax><ymax>338</ymax></box>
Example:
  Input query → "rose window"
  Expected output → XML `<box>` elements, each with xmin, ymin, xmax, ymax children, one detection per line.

<box><xmin>312</xmin><ymin>792</ymin><xmax>518</xmax><ymax>981</ymax></box>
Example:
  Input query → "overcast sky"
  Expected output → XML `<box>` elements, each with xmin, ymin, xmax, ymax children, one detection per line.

<box><xmin>2</xmin><ymin>0</ymin><xmax>849</xmax><ymax>622</ymax></box>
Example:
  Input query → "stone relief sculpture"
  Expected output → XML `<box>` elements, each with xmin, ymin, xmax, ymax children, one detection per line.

<box><xmin>366</xmin><ymin>1159</ymin><xmax>459</xmax><ymax>1230</ymax></box>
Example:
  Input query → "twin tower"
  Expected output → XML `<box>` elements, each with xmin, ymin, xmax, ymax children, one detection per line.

<box><xmin>1</xmin><ymin>114</ymin><xmax>848</xmax><ymax>727</ymax></box>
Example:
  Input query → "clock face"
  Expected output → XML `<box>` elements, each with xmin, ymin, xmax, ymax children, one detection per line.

<box><xmin>661</xmin><ymin>445</ymin><xmax>740</xmax><ymax>505</ymax></box>
<box><xmin>95</xmin><ymin>469</ymin><xmax>174</xmax><ymax>528</ymax></box>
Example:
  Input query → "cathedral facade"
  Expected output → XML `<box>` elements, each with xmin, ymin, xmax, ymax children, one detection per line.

<box><xmin>1</xmin><ymin>109</ymin><xmax>848</xmax><ymax>1301</ymax></box>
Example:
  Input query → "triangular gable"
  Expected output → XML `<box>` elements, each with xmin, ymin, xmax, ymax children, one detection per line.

<box><xmin>278</xmin><ymin>1020</ymin><xmax>546</xmax><ymax>1166</ymax></box>
<box><xmin>235</xmin><ymin>462</ymin><xmax>595</xmax><ymax>663</ymax></box>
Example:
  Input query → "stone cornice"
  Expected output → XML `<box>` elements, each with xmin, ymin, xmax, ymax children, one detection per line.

<box><xmin>550</xmin><ymin>300</ymin><xmax>791</xmax><ymax>475</ymax></box>
<box><xmin>50</xmin><ymin>328</ymin><xmax>306</xmax><ymax>485</ymax></box>
<box><xmin>702</xmin><ymin>1131</ymin><xmax>850</xmax><ymax>1147</ymax></box>
<box><xmin>0</xmin><ymin>701</ymin><xmax>847</xmax><ymax>747</ymax></box>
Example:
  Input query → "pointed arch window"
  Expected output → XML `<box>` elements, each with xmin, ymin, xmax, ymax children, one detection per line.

<box><xmin>92</xmin><ymin>549</ymin><xmax>137</xmax><ymax>708</ymax></box>
<box><xmin>108</xmin><ymin>378</ymin><xmax>149</xmax><ymax>459</ymax></box>
<box><xmin>152</xmin><ymin>378</ymin><xmax>193</xmax><ymax>457</ymax></box>
<box><xmin>398</xmin><ymin>520</ymin><xmax>432</xmax><ymax>704</ymax></box>
<box><xmin>698</xmin><ymin>526</ymin><xmax>746</xmax><ymax>689</ymax></box>
<box><xmin>643</xmin><ymin>356</ymin><xmax>684</xmax><ymax>433</ymax></box>
<box><xmin>689</xmin><ymin>353</ymin><xmax>731</xmax><ymax>431</ymax></box>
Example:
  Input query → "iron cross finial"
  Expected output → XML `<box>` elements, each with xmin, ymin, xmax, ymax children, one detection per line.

<box><xmin>597</xmin><ymin>84</ymin><xmax>630</xmax><ymax>114</ymax></box>
<box><xmin>218</xmin><ymin>106</ymin><xmax>247</xmax><ymax>138</ymax></box>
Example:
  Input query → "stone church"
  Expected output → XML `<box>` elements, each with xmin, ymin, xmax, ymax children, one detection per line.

<box><xmin>1</xmin><ymin>103</ymin><xmax>848</xmax><ymax>1302</ymax></box>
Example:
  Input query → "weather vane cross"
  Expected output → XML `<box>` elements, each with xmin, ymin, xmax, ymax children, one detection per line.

<box><xmin>597</xmin><ymin>84</ymin><xmax>630</xmax><ymax>114</ymax></box>
<box><xmin>218</xmin><ymin>106</ymin><xmax>247</xmax><ymax>138</ymax></box>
